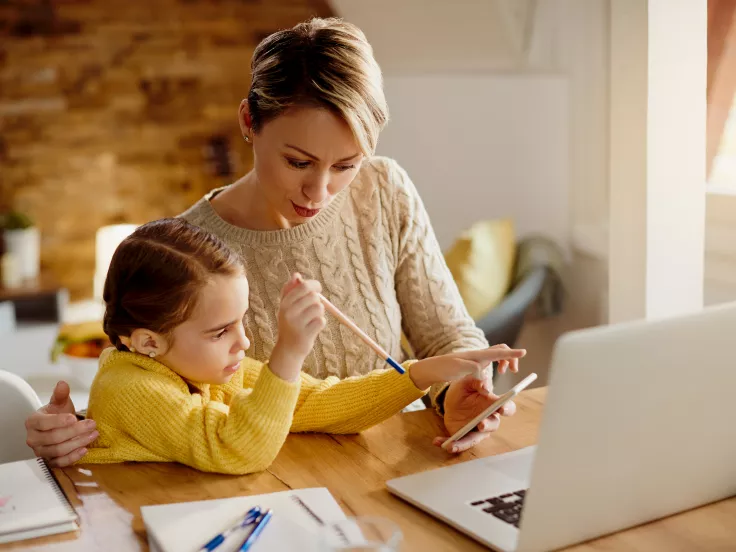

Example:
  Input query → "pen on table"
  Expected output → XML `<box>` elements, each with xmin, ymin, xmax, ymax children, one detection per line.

<box><xmin>199</xmin><ymin>506</ymin><xmax>261</xmax><ymax>551</ymax></box>
<box><xmin>238</xmin><ymin>509</ymin><xmax>273</xmax><ymax>551</ymax></box>
<box><xmin>294</xmin><ymin>274</ymin><xmax>405</xmax><ymax>375</ymax></box>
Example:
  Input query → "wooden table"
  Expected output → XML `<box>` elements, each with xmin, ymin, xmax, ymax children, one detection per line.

<box><xmin>4</xmin><ymin>388</ymin><xmax>735</xmax><ymax>551</ymax></box>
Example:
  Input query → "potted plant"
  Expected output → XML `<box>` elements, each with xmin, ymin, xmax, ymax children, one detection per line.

<box><xmin>0</xmin><ymin>210</ymin><xmax>40</xmax><ymax>282</ymax></box>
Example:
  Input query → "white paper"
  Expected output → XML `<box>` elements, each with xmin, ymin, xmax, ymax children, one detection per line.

<box><xmin>142</xmin><ymin>487</ymin><xmax>346</xmax><ymax>552</ymax></box>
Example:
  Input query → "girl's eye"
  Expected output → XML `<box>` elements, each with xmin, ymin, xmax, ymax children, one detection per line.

<box><xmin>214</xmin><ymin>328</ymin><xmax>228</xmax><ymax>340</ymax></box>
<box><xmin>287</xmin><ymin>158</ymin><xmax>311</xmax><ymax>169</ymax></box>
<box><xmin>334</xmin><ymin>164</ymin><xmax>356</xmax><ymax>172</ymax></box>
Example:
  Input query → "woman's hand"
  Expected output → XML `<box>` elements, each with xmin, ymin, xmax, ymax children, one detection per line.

<box><xmin>408</xmin><ymin>346</ymin><xmax>526</xmax><ymax>391</ymax></box>
<box><xmin>435</xmin><ymin>373</ymin><xmax>517</xmax><ymax>453</ymax></box>
<box><xmin>433</xmin><ymin>344</ymin><xmax>524</xmax><ymax>454</ymax></box>
<box><xmin>270</xmin><ymin>273</ymin><xmax>327</xmax><ymax>381</ymax></box>
<box><xmin>25</xmin><ymin>381</ymin><xmax>97</xmax><ymax>467</ymax></box>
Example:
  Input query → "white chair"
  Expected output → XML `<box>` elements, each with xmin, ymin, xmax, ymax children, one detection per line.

<box><xmin>0</xmin><ymin>370</ymin><xmax>42</xmax><ymax>463</ymax></box>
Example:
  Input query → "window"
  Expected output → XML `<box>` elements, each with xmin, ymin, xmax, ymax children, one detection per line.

<box><xmin>709</xmin><ymin>95</ymin><xmax>736</xmax><ymax>195</ymax></box>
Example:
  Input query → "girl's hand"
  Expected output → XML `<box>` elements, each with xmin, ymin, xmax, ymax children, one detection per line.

<box><xmin>408</xmin><ymin>346</ymin><xmax>526</xmax><ymax>391</ymax></box>
<box><xmin>270</xmin><ymin>274</ymin><xmax>326</xmax><ymax>381</ymax></box>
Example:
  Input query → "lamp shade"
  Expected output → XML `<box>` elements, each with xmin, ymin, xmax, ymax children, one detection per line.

<box><xmin>93</xmin><ymin>224</ymin><xmax>137</xmax><ymax>300</ymax></box>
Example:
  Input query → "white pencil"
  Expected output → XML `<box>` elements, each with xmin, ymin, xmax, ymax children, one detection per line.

<box><xmin>317</xmin><ymin>293</ymin><xmax>405</xmax><ymax>375</ymax></box>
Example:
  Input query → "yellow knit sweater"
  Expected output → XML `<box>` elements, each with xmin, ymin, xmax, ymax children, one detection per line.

<box><xmin>82</xmin><ymin>349</ymin><xmax>425</xmax><ymax>475</ymax></box>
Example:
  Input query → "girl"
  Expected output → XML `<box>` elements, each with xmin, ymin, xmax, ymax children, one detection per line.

<box><xmin>82</xmin><ymin>218</ymin><xmax>525</xmax><ymax>475</ymax></box>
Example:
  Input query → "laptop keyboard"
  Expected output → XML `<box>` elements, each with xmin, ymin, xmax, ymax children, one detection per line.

<box><xmin>470</xmin><ymin>489</ymin><xmax>527</xmax><ymax>528</ymax></box>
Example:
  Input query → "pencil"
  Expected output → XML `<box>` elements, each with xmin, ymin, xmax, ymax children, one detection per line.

<box><xmin>317</xmin><ymin>293</ymin><xmax>405</xmax><ymax>375</ymax></box>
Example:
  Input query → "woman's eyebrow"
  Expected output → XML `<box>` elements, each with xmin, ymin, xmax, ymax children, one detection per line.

<box><xmin>285</xmin><ymin>144</ymin><xmax>361</xmax><ymax>163</ymax></box>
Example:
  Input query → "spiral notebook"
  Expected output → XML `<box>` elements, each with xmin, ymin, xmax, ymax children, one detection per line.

<box><xmin>0</xmin><ymin>458</ymin><xmax>79</xmax><ymax>544</ymax></box>
<box><xmin>141</xmin><ymin>487</ymin><xmax>347</xmax><ymax>552</ymax></box>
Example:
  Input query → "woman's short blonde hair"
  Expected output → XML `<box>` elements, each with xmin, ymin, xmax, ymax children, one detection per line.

<box><xmin>248</xmin><ymin>17</ymin><xmax>388</xmax><ymax>156</ymax></box>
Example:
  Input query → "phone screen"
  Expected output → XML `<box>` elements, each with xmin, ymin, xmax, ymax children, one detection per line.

<box><xmin>441</xmin><ymin>373</ymin><xmax>537</xmax><ymax>450</ymax></box>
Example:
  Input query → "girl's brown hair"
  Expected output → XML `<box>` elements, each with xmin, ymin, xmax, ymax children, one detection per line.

<box><xmin>103</xmin><ymin>218</ymin><xmax>243</xmax><ymax>351</ymax></box>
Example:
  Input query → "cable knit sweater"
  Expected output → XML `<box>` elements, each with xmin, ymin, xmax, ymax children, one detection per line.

<box><xmin>180</xmin><ymin>156</ymin><xmax>488</xmax><ymax>406</ymax></box>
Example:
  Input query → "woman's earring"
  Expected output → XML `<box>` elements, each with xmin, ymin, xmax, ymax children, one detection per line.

<box><xmin>130</xmin><ymin>347</ymin><xmax>136</xmax><ymax>353</ymax></box>
<box><xmin>243</xmin><ymin>134</ymin><xmax>250</xmax><ymax>143</ymax></box>
<box><xmin>149</xmin><ymin>351</ymin><xmax>157</xmax><ymax>358</ymax></box>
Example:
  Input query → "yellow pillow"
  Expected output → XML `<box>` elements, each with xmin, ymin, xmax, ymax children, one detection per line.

<box><xmin>443</xmin><ymin>219</ymin><xmax>516</xmax><ymax>320</ymax></box>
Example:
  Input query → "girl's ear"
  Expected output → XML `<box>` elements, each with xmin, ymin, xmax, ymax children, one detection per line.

<box><xmin>130</xmin><ymin>328</ymin><xmax>167</xmax><ymax>358</ymax></box>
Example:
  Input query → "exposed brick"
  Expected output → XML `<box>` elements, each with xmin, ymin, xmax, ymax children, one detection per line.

<box><xmin>1</xmin><ymin>0</ymin><xmax>329</xmax><ymax>299</ymax></box>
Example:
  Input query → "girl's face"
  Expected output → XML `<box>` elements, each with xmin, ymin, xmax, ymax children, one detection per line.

<box><xmin>157</xmin><ymin>273</ymin><xmax>251</xmax><ymax>385</ymax></box>
<box><xmin>241</xmin><ymin>106</ymin><xmax>364</xmax><ymax>228</ymax></box>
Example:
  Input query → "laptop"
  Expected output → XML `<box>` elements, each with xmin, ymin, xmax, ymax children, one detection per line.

<box><xmin>387</xmin><ymin>302</ymin><xmax>736</xmax><ymax>551</ymax></box>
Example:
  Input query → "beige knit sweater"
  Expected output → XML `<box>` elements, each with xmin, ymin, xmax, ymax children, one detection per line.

<box><xmin>181</xmin><ymin>156</ymin><xmax>488</xmax><ymax>405</ymax></box>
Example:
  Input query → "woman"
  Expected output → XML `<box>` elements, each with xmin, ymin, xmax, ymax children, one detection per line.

<box><xmin>25</xmin><ymin>17</ymin><xmax>519</xmax><ymax>467</ymax></box>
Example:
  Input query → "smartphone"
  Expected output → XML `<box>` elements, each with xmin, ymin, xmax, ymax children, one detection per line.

<box><xmin>441</xmin><ymin>372</ymin><xmax>538</xmax><ymax>450</ymax></box>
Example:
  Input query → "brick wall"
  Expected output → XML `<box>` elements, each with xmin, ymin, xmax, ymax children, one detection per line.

<box><xmin>0</xmin><ymin>0</ymin><xmax>330</xmax><ymax>299</ymax></box>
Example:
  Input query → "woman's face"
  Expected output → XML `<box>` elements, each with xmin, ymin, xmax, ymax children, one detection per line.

<box><xmin>241</xmin><ymin>105</ymin><xmax>364</xmax><ymax>227</ymax></box>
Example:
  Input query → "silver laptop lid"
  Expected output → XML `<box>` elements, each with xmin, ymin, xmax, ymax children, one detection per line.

<box><xmin>518</xmin><ymin>302</ymin><xmax>736</xmax><ymax>551</ymax></box>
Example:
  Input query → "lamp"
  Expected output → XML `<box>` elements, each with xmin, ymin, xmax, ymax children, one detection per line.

<box><xmin>93</xmin><ymin>224</ymin><xmax>137</xmax><ymax>301</ymax></box>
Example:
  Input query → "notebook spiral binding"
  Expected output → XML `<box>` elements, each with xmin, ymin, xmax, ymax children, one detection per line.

<box><xmin>35</xmin><ymin>458</ymin><xmax>79</xmax><ymax>521</ymax></box>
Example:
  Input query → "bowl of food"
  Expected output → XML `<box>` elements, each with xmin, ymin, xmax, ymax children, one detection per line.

<box><xmin>50</xmin><ymin>320</ymin><xmax>112</xmax><ymax>388</ymax></box>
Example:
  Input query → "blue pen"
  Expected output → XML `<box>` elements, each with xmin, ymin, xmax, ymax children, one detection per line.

<box><xmin>238</xmin><ymin>509</ymin><xmax>273</xmax><ymax>551</ymax></box>
<box><xmin>200</xmin><ymin>506</ymin><xmax>261</xmax><ymax>551</ymax></box>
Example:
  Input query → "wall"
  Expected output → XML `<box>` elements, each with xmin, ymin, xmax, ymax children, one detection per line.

<box><xmin>529</xmin><ymin>0</ymin><xmax>611</xmax><ymax>328</ymax></box>
<box><xmin>330</xmin><ymin>0</ymin><xmax>734</xmax><ymax>386</ymax></box>
<box><xmin>327</xmin><ymin>0</ymin><xmax>535</xmax><ymax>73</ymax></box>
<box><xmin>705</xmin><ymin>193</ymin><xmax>736</xmax><ymax>305</ymax></box>
<box><xmin>549</xmin><ymin>0</ymin><xmax>735</xmax><ymax>310</ymax></box>
<box><xmin>330</xmin><ymin>0</ymin><xmax>610</xmax><ymax>390</ymax></box>
<box><xmin>378</xmin><ymin>75</ymin><xmax>569</xmax><ymax>251</ymax></box>
<box><xmin>333</xmin><ymin>0</ymin><xmax>574</xmax><ymax>252</ymax></box>
<box><xmin>333</xmin><ymin>0</ymin><xmax>611</xmax><ymax>319</ymax></box>
<box><xmin>524</xmin><ymin>0</ymin><xmax>733</xmax><ymax>316</ymax></box>
<box><xmin>0</xmin><ymin>0</ymin><xmax>328</xmax><ymax>299</ymax></box>
<box><xmin>540</xmin><ymin>0</ymin><xmax>610</xmax><ymax>256</ymax></box>
<box><xmin>607</xmin><ymin>0</ymin><xmax>706</xmax><ymax>322</ymax></box>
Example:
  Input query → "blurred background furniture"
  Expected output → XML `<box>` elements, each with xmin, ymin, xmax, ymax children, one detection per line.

<box><xmin>418</xmin><ymin>226</ymin><xmax>565</xmax><ymax>408</ymax></box>
<box><xmin>476</xmin><ymin>265</ymin><xmax>549</xmax><ymax>348</ymax></box>
<box><xmin>442</xmin><ymin>218</ymin><xmax>566</xmax><ymax>349</ymax></box>
<box><xmin>476</xmin><ymin>234</ymin><xmax>565</xmax><ymax>349</ymax></box>
<box><xmin>0</xmin><ymin>278</ymin><xmax>68</xmax><ymax>324</ymax></box>
<box><xmin>0</xmin><ymin>369</ymin><xmax>43</xmax><ymax>463</ymax></box>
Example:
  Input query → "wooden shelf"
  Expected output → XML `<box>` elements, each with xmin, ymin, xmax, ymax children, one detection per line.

<box><xmin>0</xmin><ymin>276</ymin><xmax>68</xmax><ymax>323</ymax></box>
